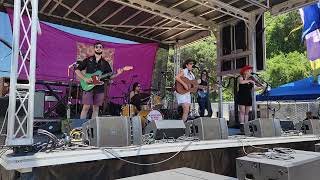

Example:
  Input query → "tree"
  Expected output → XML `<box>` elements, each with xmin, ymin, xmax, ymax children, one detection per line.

<box><xmin>265</xmin><ymin>11</ymin><xmax>305</xmax><ymax>58</ymax></box>
<box><xmin>261</xmin><ymin>51</ymin><xmax>311</xmax><ymax>88</ymax></box>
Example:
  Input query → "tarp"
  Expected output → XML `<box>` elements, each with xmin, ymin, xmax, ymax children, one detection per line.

<box><xmin>257</xmin><ymin>76</ymin><xmax>320</xmax><ymax>101</ymax></box>
<box><xmin>7</xmin><ymin>9</ymin><xmax>158</xmax><ymax>104</ymax></box>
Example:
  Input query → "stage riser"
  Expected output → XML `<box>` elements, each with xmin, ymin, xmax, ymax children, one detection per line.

<box><xmin>5</xmin><ymin>141</ymin><xmax>316</xmax><ymax>180</ymax></box>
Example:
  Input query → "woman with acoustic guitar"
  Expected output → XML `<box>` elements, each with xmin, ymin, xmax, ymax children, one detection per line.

<box><xmin>175</xmin><ymin>59</ymin><xmax>196</xmax><ymax>122</ymax></box>
<box><xmin>238</xmin><ymin>65</ymin><xmax>266</xmax><ymax>134</ymax></box>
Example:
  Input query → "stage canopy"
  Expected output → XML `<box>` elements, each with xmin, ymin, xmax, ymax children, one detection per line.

<box><xmin>257</xmin><ymin>76</ymin><xmax>320</xmax><ymax>101</ymax></box>
<box><xmin>0</xmin><ymin>0</ymin><xmax>317</xmax><ymax>49</ymax></box>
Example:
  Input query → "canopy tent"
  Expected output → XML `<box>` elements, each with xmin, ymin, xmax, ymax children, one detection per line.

<box><xmin>1</xmin><ymin>0</ymin><xmax>317</xmax><ymax>48</ymax></box>
<box><xmin>257</xmin><ymin>76</ymin><xmax>320</xmax><ymax>101</ymax></box>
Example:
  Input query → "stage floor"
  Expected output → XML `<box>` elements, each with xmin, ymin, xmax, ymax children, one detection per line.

<box><xmin>0</xmin><ymin>134</ymin><xmax>318</xmax><ymax>173</ymax></box>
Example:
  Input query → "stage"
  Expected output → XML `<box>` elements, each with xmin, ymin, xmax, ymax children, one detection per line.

<box><xmin>0</xmin><ymin>134</ymin><xmax>319</xmax><ymax>180</ymax></box>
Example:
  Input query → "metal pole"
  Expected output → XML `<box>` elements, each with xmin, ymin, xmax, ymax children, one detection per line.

<box><xmin>27</xmin><ymin>0</ymin><xmax>39</xmax><ymax>141</ymax></box>
<box><xmin>215</xmin><ymin>29</ymin><xmax>224</xmax><ymax>118</ymax></box>
<box><xmin>250</xmin><ymin>18</ymin><xmax>257</xmax><ymax>120</ymax></box>
<box><xmin>6</xmin><ymin>0</ymin><xmax>21</xmax><ymax>145</ymax></box>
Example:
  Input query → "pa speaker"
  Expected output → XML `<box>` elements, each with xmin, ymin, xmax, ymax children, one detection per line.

<box><xmin>144</xmin><ymin>120</ymin><xmax>185</xmax><ymax>140</ymax></box>
<box><xmin>82</xmin><ymin>116</ymin><xmax>131</xmax><ymax>147</ymax></box>
<box><xmin>244</xmin><ymin>118</ymin><xmax>281</xmax><ymax>137</ymax></box>
<box><xmin>301</xmin><ymin>119</ymin><xmax>320</xmax><ymax>134</ymax></box>
<box><xmin>185</xmin><ymin>117</ymin><xmax>228</xmax><ymax>140</ymax></box>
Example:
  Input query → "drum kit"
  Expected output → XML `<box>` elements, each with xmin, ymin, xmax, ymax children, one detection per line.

<box><xmin>120</xmin><ymin>90</ymin><xmax>164</xmax><ymax>128</ymax></box>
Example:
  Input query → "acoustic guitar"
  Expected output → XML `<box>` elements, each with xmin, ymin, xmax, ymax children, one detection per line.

<box><xmin>80</xmin><ymin>66</ymin><xmax>133</xmax><ymax>91</ymax></box>
<box><xmin>175</xmin><ymin>76</ymin><xmax>199</xmax><ymax>94</ymax></box>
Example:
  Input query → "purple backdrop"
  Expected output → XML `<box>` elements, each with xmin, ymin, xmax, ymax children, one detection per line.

<box><xmin>8</xmin><ymin>9</ymin><xmax>158</xmax><ymax>104</ymax></box>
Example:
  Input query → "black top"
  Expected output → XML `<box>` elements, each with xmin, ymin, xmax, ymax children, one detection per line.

<box><xmin>237</xmin><ymin>77</ymin><xmax>254</xmax><ymax>106</ymax></box>
<box><xmin>199</xmin><ymin>79</ymin><xmax>208</xmax><ymax>86</ymax></box>
<box><xmin>76</xmin><ymin>55</ymin><xmax>112</xmax><ymax>93</ymax></box>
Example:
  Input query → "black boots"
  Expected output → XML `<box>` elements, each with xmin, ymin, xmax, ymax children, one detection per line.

<box><xmin>239</xmin><ymin>124</ymin><xmax>245</xmax><ymax>135</ymax></box>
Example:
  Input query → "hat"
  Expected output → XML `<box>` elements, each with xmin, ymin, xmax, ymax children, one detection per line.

<box><xmin>240</xmin><ymin>65</ymin><xmax>253</xmax><ymax>74</ymax></box>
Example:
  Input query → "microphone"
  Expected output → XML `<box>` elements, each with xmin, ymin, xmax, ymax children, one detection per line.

<box><xmin>193</xmin><ymin>65</ymin><xmax>199</xmax><ymax>69</ymax></box>
<box><xmin>251</xmin><ymin>72</ymin><xmax>259</xmax><ymax>76</ymax></box>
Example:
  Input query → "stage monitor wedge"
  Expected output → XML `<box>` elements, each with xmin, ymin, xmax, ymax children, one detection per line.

<box><xmin>185</xmin><ymin>117</ymin><xmax>228</xmax><ymax>140</ymax></box>
<box><xmin>82</xmin><ymin>116</ymin><xmax>142</xmax><ymax>147</ymax></box>
<box><xmin>244</xmin><ymin>118</ymin><xmax>281</xmax><ymax>137</ymax></box>
<box><xmin>144</xmin><ymin>120</ymin><xmax>185</xmax><ymax>140</ymax></box>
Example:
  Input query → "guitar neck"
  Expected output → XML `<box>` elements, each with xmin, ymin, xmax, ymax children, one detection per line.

<box><xmin>100</xmin><ymin>72</ymin><xmax>115</xmax><ymax>79</ymax></box>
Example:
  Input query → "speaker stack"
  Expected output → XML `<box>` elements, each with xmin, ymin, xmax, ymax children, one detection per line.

<box><xmin>185</xmin><ymin>117</ymin><xmax>228</xmax><ymax>140</ymax></box>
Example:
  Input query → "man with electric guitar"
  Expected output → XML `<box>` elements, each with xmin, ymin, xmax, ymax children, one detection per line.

<box><xmin>75</xmin><ymin>42</ymin><xmax>132</xmax><ymax>119</ymax></box>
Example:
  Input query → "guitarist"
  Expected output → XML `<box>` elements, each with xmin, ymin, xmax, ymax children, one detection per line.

<box><xmin>175</xmin><ymin>59</ymin><xmax>196</xmax><ymax>122</ymax></box>
<box><xmin>75</xmin><ymin>42</ymin><xmax>123</xmax><ymax>119</ymax></box>
<box><xmin>197</xmin><ymin>70</ymin><xmax>213</xmax><ymax>117</ymax></box>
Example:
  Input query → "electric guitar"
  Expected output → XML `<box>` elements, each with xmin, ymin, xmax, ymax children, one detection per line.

<box><xmin>80</xmin><ymin>66</ymin><xmax>133</xmax><ymax>91</ymax></box>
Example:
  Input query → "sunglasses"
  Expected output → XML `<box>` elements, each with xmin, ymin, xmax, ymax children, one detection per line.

<box><xmin>95</xmin><ymin>45</ymin><xmax>103</xmax><ymax>49</ymax></box>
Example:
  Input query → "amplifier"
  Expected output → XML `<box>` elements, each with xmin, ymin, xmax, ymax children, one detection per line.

<box><xmin>185</xmin><ymin>117</ymin><xmax>228</xmax><ymax>140</ymax></box>
<box><xmin>82</xmin><ymin>116</ymin><xmax>131</xmax><ymax>147</ymax></box>
<box><xmin>119</xmin><ymin>167</ymin><xmax>237</xmax><ymax>180</ymax></box>
<box><xmin>144</xmin><ymin>120</ymin><xmax>185</xmax><ymax>140</ymax></box>
<box><xmin>236</xmin><ymin>150</ymin><xmax>320</xmax><ymax>180</ymax></box>
<box><xmin>244</xmin><ymin>118</ymin><xmax>281</xmax><ymax>137</ymax></box>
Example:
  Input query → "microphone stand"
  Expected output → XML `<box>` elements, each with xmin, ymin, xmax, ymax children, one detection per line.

<box><xmin>127</xmin><ymin>75</ymin><xmax>136</xmax><ymax>118</ymax></box>
<box><xmin>67</xmin><ymin>64</ymin><xmax>77</xmax><ymax>120</ymax></box>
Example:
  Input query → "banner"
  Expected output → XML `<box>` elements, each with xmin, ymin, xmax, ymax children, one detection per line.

<box><xmin>7</xmin><ymin>9</ymin><xmax>158</xmax><ymax>104</ymax></box>
<box><xmin>299</xmin><ymin>3</ymin><xmax>320</xmax><ymax>39</ymax></box>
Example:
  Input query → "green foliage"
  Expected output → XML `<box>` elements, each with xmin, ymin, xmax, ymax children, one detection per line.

<box><xmin>265</xmin><ymin>11</ymin><xmax>305</xmax><ymax>58</ymax></box>
<box><xmin>261</xmin><ymin>51</ymin><xmax>311</xmax><ymax>88</ymax></box>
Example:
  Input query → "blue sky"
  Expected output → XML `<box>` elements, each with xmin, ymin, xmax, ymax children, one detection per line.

<box><xmin>0</xmin><ymin>12</ymin><xmax>136</xmax><ymax>77</ymax></box>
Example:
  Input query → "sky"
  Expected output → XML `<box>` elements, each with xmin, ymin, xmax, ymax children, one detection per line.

<box><xmin>0</xmin><ymin>11</ymin><xmax>136</xmax><ymax>77</ymax></box>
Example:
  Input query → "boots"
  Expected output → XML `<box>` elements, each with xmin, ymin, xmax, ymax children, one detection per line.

<box><xmin>239</xmin><ymin>124</ymin><xmax>245</xmax><ymax>135</ymax></box>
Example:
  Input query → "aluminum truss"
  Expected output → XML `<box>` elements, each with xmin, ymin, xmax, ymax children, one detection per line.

<box><xmin>6</xmin><ymin>0</ymin><xmax>39</xmax><ymax>146</ymax></box>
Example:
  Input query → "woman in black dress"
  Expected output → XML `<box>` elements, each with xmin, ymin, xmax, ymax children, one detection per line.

<box><xmin>238</xmin><ymin>65</ymin><xmax>261</xmax><ymax>133</ymax></box>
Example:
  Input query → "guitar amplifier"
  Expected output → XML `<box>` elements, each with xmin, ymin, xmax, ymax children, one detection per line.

<box><xmin>82</xmin><ymin>116</ymin><xmax>131</xmax><ymax>147</ymax></box>
<box><xmin>144</xmin><ymin>120</ymin><xmax>185</xmax><ymax>140</ymax></box>
<box><xmin>236</xmin><ymin>150</ymin><xmax>320</xmax><ymax>180</ymax></box>
<box><xmin>185</xmin><ymin>117</ymin><xmax>228</xmax><ymax>140</ymax></box>
<box><xmin>244</xmin><ymin>118</ymin><xmax>281</xmax><ymax>137</ymax></box>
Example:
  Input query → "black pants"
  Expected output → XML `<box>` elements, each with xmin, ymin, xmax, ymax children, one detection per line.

<box><xmin>198</xmin><ymin>97</ymin><xmax>212</xmax><ymax>117</ymax></box>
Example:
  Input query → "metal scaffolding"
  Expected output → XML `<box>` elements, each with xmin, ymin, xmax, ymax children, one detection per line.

<box><xmin>6</xmin><ymin>0</ymin><xmax>39</xmax><ymax>146</ymax></box>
